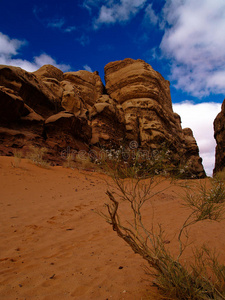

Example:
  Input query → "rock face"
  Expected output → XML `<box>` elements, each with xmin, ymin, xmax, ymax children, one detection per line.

<box><xmin>105</xmin><ymin>59</ymin><xmax>179</xmax><ymax>145</ymax></box>
<box><xmin>44</xmin><ymin>111</ymin><xmax>92</xmax><ymax>149</ymax></box>
<box><xmin>105</xmin><ymin>59</ymin><xmax>205</xmax><ymax>177</ymax></box>
<box><xmin>214</xmin><ymin>100</ymin><xmax>225</xmax><ymax>174</ymax></box>
<box><xmin>0</xmin><ymin>65</ymin><xmax>92</xmax><ymax>162</ymax></box>
<box><xmin>63</xmin><ymin>70</ymin><xmax>104</xmax><ymax>106</ymax></box>
<box><xmin>0</xmin><ymin>59</ymin><xmax>206</xmax><ymax>177</ymax></box>
<box><xmin>0</xmin><ymin>86</ymin><xmax>25</xmax><ymax>121</ymax></box>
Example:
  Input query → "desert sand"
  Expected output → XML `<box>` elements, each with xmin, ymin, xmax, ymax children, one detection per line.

<box><xmin>0</xmin><ymin>156</ymin><xmax>225</xmax><ymax>300</ymax></box>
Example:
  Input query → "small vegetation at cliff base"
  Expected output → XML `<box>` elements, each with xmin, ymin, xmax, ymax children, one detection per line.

<box><xmin>26</xmin><ymin>146</ymin><xmax>50</xmax><ymax>168</ymax></box>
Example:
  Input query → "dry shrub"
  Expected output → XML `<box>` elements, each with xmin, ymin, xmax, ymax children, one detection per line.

<box><xmin>215</xmin><ymin>169</ymin><xmax>225</xmax><ymax>182</ymax></box>
<box><xmin>26</xmin><ymin>146</ymin><xmax>50</xmax><ymax>169</ymax></box>
<box><xmin>63</xmin><ymin>154</ymin><xmax>76</xmax><ymax>169</ymax></box>
<box><xmin>100</xmin><ymin>163</ymin><xmax>225</xmax><ymax>300</ymax></box>
<box><xmin>11</xmin><ymin>149</ymin><xmax>23</xmax><ymax>168</ymax></box>
<box><xmin>75</xmin><ymin>153</ymin><xmax>94</xmax><ymax>170</ymax></box>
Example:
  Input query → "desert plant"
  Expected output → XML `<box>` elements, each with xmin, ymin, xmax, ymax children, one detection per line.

<box><xmin>214</xmin><ymin>169</ymin><xmax>225</xmax><ymax>182</ymax></box>
<box><xmin>177</xmin><ymin>179</ymin><xmax>225</xmax><ymax>260</ymax></box>
<box><xmin>11</xmin><ymin>149</ymin><xmax>23</xmax><ymax>168</ymax></box>
<box><xmin>75</xmin><ymin>153</ymin><xmax>94</xmax><ymax>170</ymax></box>
<box><xmin>100</xmin><ymin>164</ymin><xmax>225</xmax><ymax>299</ymax></box>
<box><xmin>26</xmin><ymin>146</ymin><xmax>50</xmax><ymax>168</ymax></box>
<box><xmin>63</xmin><ymin>153</ymin><xmax>76</xmax><ymax>169</ymax></box>
<box><xmin>92</xmin><ymin>142</ymin><xmax>196</xmax><ymax>180</ymax></box>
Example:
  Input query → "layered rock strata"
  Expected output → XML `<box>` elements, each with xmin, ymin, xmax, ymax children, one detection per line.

<box><xmin>105</xmin><ymin>59</ymin><xmax>205</xmax><ymax>177</ymax></box>
<box><xmin>0</xmin><ymin>59</ymin><xmax>206</xmax><ymax>177</ymax></box>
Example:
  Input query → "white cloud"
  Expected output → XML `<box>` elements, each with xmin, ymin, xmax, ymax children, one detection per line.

<box><xmin>0</xmin><ymin>32</ymin><xmax>26</xmax><ymax>56</ymax></box>
<box><xmin>33</xmin><ymin>6</ymin><xmax>76</xmax><ymax>33</ymax></box>
<box><xmin>144</xmin><ymin>3</ymin><xmax>158</xmax><ymax>25</ymax></box>
<box><xmin>0</xmin><ymin>32</ymin><xmax>70</xmax><ymax>72</ymax></box>
<box><xmin>47</xmin><ymin>19</ymin><xmax>76</xmax><ymax>33</ymax></box>
<box><xmin>93</xmin><ymin>0</ymin><xmax>147</xmax><ymax>28</ymax></box>
<box><xmin>173</xmin><ymin>101</ymin><xmax>221</xmax><ymax>176</ymax></box>
<box><xmin>160</xmin><ymin>0</ymin><xmax>225</xmax><ymax>97</ymax></box>
<box><xmin>83</xmin><ymin>0</ymin><xmax>103</xmax><ymax>12</ymax></box>
<box><xmin>76</xmin><ymin>34</ymin><xmax>90</xmax><ymax>46</ymax></box>
<box><xmin>83</xmin><ymin>64</ymin><xmax>93</xmax><ymax>72</ymax></box>
<box><xmin>33</xmin><ymin>54</ymin><xmax>70</xmax><ymax>71</ymax></box>
<box><xmin>64</xmin><ymin>26</ymin><xmax>76</xmax><ymax>33</ymax></box>
<box><xmin>47</xmin><ymin>18</ymin><xmax>65</xmax><ymax>29</ymax></box>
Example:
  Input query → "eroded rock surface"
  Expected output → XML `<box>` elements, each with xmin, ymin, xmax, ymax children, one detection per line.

<box><xmin>104</xmin><ymin>58</ymin><xmax>205</xmax><ymax>177</ymax></box>
<box><xmin>214</xmin><ymin>100</ymin><xmax>225</xmax><ymax>174</ymax></box>
<box><xmin>0</xmin><ymin>65</ymin><xmax>95</xmax><ymax>162</ymax></box>
<box><xmin>63</xmin><ymin>70</ymin><xmax>104</xmax><ymax>107</ymax></box>
<box><xmin>0</xmin><ymin>60</ymin><xmax>206</xmax><ymax>177</ymax></box>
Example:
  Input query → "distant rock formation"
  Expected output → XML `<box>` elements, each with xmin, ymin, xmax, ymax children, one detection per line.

<box><xmin>0</xmin><ymin>60</ymin><xmax>206</xmax><ymax>178</ymax></box>
<box><xmin>214</xmin><ymin>100</ymin><xmax>225</xmax><ymax>174</ymax></box>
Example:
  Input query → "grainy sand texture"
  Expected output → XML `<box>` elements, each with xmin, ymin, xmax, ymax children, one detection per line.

<box><xmin>0</xmin><ymin>156</ymin><xmax>225</xmax><ymax>300</ymax></box>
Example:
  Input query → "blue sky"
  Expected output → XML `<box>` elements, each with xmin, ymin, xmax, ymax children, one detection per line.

<box><xmin>1</xmin><ymin>0</ymin><xmax>225</xmax><ymax>175</ymax></box>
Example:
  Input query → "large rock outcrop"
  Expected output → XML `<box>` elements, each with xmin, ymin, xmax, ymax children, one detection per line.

<box><xmin>214</xmin><ymin>100</ymin><xmax>225</xmax><ymax>174</ymax></box>
<box><xmin>0</xmin><ymin>59</ymin><xmax>206</xmax><ymax>177</ymax></box>
<box><xmin>104</xmin><ymin>58</ymin><xmax>205</xmax><ymax>177</ymax></box>
<box><xmin>0</xmin><ymin>65</ymin><xmax>60</xmax><ymax>119</ymax></box>
<box><xmin>0</xmin><ymin>65</ymin><xmax>93</xmax><ymax>161</ymax></box>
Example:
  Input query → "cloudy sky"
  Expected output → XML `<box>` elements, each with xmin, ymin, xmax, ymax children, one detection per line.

<box><xmin>1</xmin><ymin>0</ymin><xmax>224</xmax><ymax>175</ymax></box>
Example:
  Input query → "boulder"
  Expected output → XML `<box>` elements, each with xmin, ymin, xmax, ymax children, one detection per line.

<box><xmin>61</xmin><ymin>89</ymin><xmax>84</xmax><ymax>116</ymax></box>
<box><xmin>33</xmin><ymin>64</ymin><xmax>64</xmax><ymax>81</ymax></box>
<box><xmin>63</xmin><ymin>70</ymin><xmax>104</xmax><ymax>106</ymax></box>
<box><xmin>34</xmin><ymin>65</ymin><xmax>64</xmax><ymax>112</ymax></box>
<box><xmin>0</xmin><ymin>65</ymin><xmax>60</xmax><ymax>118</ymax></box>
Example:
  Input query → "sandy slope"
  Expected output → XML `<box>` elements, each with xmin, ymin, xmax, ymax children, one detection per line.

<box><xmin>0</xmin><ymin>157</ymin><xmax>225</xmax><ymax>300</ymax></box>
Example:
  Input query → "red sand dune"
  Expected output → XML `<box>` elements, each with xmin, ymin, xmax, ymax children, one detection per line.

<box><xmin>0</xmin><ymin>157</ymin><xmax>225</xmax><ymax>300</ymax></box>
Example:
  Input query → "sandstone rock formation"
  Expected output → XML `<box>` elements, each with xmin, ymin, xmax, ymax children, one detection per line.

<box><xmin>44</xmin><ymin>111</ymin><xmax>91</xmax><ymax>150</ymax></box>
<box><xmin>104</xmin><ymin>58</ymin><xmax>205</xmax><ymax>177</ymax></box>
<box><xmin>214</xmin><ymin>100</ymin><xmax>225</xmax><ymax>174</ymax></box>
<box><xmin>0</xmin><ymin>59</ymin><xmax>206</xmax><ymax>177</ymax></box>
<box><xmin>0</xmin><ymin>65</ymin><xmax>92</xmax><ymax>161</ymax></box>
